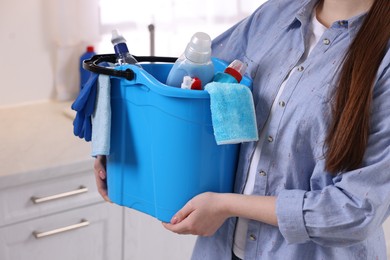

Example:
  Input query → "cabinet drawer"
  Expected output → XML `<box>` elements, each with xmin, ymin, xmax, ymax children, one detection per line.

<box><xmin>0</xmin><ymin>169</ymin><xmax>102</xmax><ymax>226</ymax></box>
<box><xmin>0</xmin><ymin>203</ymin><xmax>122</xmax><ymax>260</ymax></box>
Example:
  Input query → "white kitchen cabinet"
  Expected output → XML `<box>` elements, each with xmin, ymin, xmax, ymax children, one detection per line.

<box><xmin>0</xmin><ymin>168</ymin><xmax>102</xmax><ymax>226</ymax></box>
<box><xmin>123</xmin><ymin>208</ymin><xmax>197</xmax><ymax>260</ymax></box>
<box><xmin>0</xmin><ymin>203</ymin><xmax>122</xmax><ymax>260</ymax></box>
<box><xmin>0</xmin><ymin>102</ymin><xmax>123</xmax><ymax>260</ymax></box>
<box><xmin>0</xmin><ymin>162</ymin><xmax>123</xmax><ymax>260</ymax></box>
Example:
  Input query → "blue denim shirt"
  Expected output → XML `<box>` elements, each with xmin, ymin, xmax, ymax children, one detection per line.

<box><xmin>191</xmin><ymin>0</ymin><xmax>390</xmax><ymax>259</ymax></box>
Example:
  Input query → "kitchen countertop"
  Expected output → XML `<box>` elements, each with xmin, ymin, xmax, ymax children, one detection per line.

<box><xmin>0</xmin><ymin>101</ymin><xmax>93</xmax><ymax>188</ymax></box>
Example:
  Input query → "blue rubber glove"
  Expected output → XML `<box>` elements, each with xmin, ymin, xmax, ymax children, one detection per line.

<box><xmin>72</xmin><ymin>61</ymin><xmax>112</xmax><ymax>142</ymax></box>
<box><xmin>71</xmin><ymin>72</ymin><xmax>98</xmax><ymax>141</ymax></box>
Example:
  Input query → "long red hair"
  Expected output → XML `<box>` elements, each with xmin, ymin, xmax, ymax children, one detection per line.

<box><xmin>325</xmin><ymin>0</ymin><xmax>390</xmax><ymax>173</ymax></box>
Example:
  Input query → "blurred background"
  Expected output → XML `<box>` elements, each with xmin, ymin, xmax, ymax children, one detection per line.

<box><xmin>0</xmin><ymin>0</ymin><xmax>265</xmax><ymax>107</ymax></box>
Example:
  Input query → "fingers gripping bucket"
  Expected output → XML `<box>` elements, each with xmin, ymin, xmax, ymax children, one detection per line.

<box><xmin>84</xmin><ymin>55</ymin><xmax>251</xmax><ymax>222</ymax></box>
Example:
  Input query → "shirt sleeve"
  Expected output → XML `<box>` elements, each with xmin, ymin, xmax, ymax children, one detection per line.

<box><xmin>276</xmin><ymin>51</ymin><xmax>390</xmax><ymax>247</ymax></box>
<box><xmin>210</xmin><ymin>18</ymin><xmax>251</xmax><ymax>63</ymax></box>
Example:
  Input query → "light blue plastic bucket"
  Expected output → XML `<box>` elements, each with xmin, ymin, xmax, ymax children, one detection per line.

<box><xmin>106</xmin><ymin>57</ymin><xmax>251</xmax><ymax>222</ymax></box>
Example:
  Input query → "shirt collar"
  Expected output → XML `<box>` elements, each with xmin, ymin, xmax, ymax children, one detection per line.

<box><xmin>280</xmin><ymin>0</ymin><xmax>368</xmax><ymax>42</ymax></box>
<box><xmin>280</xmin><ymin>0</ymin><xmax>319</xmax><ymax>30</ymax></box>
<box><xmin>331</xmin><ymin>12</ymin><xmax>367</xmax><ymax>41</ymax></box>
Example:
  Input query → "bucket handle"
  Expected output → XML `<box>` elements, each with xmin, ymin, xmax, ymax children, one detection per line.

<box><xmin>82</xmin><ymin>54</ymin><xmax>177</xmax><ymax>81</ymax></box>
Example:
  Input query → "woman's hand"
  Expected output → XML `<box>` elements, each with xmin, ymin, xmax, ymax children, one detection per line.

<box><xmin>162</xmin><ymin>192</ymin><xmax>230</xmax><ymax>236</ymax></box>
<box><xmin>163</xmin><ymin>193</ymin><xmax>278</xmax><ymax>236</ymax></box>
<box><xmin>93</xmin><ymin>155</ymin><xmax>111</xmax><ymax>202</ymax></box>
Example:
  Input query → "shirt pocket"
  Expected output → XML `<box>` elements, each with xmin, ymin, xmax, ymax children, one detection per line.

<box><xmin>311</xmin><ymin>82</ymin><xmax>334</xmax><ymax>105</ymax></box>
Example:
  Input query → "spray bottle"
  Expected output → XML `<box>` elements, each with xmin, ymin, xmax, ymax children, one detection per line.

<box><xmin>79</xmin><ymin>45</ymin><xmax>96</xmax><ymax>90</ymax></box>
<box><xmin>111</xmin><ymin>29</ymin><xmax>139</xmax><ymax>65</ymax></box>
<box><xmin>213</xmin><ymin>59</ymin><xmax>247</xmax><ymax>83</ymax></box>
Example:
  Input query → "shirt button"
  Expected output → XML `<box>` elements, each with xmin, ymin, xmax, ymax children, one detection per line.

<box><xmin>267</xmin><ymin>136</ymin><xmax>274</xmax><ymax>142</ymax></box>
<box><xmin>279</xmin><ymin>101</ymin><xmax>286</xmax><ymax>107</ymax></box>
<box><xmin>339</xmin><ymin>21</ymin><xmax>346</xmax><ymax>26</ymax></box>
<box><xmin>249</xmin><ymin>234</ymin><xmax>257</xmax><ymax>241</ymax></box>
<box><xmin>297</xmin><ymin>66</ymin><xmax>304</xmax><ymax>72</ymax></box>
<box><xmin>323</xmin><ymin>38</ymin><xmax>330</xmax><ymax>45</ymax></box>
<box><xmin>259</xmin><ymin>171</ymin><xmax>267</xmax><ymax>176</ymax></box>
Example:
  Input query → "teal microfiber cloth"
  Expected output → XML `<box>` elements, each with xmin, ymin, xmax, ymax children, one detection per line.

<box><xmin>204</xmin><ymin>82</ymin><xmax>258</xmax><ymax>145</ymax></box>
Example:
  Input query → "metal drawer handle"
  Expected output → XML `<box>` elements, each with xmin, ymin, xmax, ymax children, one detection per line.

<box><xmin>31</xmin><ymin>186</ymin><xmax>88</xmax><ymax>204</ymax></box>
<box><xmin>33</xmin><ymin>219</ymin><xmax>90</xmax><ymax>239</ymax></box>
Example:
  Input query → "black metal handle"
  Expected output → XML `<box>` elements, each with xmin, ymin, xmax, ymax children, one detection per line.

<box><xmin>82</xmin><ymin>54</ymin><xmax>177</xmax><ymax>81</ymax></box>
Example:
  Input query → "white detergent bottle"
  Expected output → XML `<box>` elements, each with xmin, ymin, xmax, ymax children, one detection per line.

<box><xmin>166</xmin><ymin>32</ymin><xmax>214</xmax><ymax>88</ymax></box>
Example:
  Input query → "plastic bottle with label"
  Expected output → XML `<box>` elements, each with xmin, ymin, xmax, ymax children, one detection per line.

<box><xmin>166</xmin><ymin>32</ymin><xmax>214</xmax><ymax>88</ymax></box>
<box><xmin>213</xmin><ymin>59</ymin><xmax>247</xmax><ymax>83</ymax></box>
<box><xmin>79</xmin><ymin>45</ymin><xmax>96</xmax><ymax>90</ymax></box>
<box><xmin>111</xmin><ymin>29</ymin><xmax>139</xmax><ymax>65</ymax></box>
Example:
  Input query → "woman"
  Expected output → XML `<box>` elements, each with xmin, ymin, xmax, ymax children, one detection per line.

<box><xmin>95</xmin><ymin>0</ymin><xmax>390</xmax><ymax>258</ymax></box>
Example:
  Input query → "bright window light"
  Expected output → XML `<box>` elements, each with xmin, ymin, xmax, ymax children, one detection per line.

<box><xmin>98</xmin><ymin>0</ymin><xmax>267</xmax><ymax>56</ymax></box>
